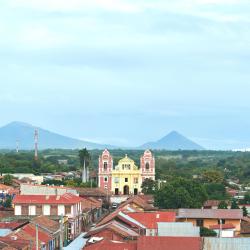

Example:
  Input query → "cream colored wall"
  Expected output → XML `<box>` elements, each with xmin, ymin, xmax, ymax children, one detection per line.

<box><xmin>178</xmin><ymin>218</ymin><xmax>241</xmax><ymax>234</ymax></box>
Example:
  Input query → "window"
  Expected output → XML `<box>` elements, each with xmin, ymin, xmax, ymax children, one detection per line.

<box><xmin>134</xmin><ymin>178</ymin><xmax>138</xmax><ymax>184</ymax></box>
<box><xmin>104</xmin><ymin>177</ymin><xmax>108</xmax><ymax>182</ymax></box>
<box><xmin>196</xmin><ymin>219</ymin><xmax>204</xmax><ymax>227</ymax></box>
<box><xmin>125</xmin><ymin>178</ymin><xmax>128</xmax><ymax>182</ymax></box>
<box><xmin>65</xmin><ymin>205</ymin><xmax>71</xmax><ymax>214</ymax></box>
<box><xmin>218</xmin><ymin>219</ymin><xmax>225</xmax><ymax>225</ymax></box>
<box><xmin>104</xmin><ymin>162</ymin><xmax>108</xmax><ymax>171</ymax></box>
<box><xmin>145</xmin><ymin>162</ymin><xmax>150</xmax><ymax>170</ymax></box>
<box><xmin>114</xmin><ymin>177</ymin><xmax>119</xmax><ymax>183</ymax></box>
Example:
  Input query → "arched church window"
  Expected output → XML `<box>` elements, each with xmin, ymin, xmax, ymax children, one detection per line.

<box><xmin>104</xmin><ymin>162</ymin><xmax>108</xmax><ymax>171</ymax></box>
<box><xmin>145</xmin><ymin>162</ymin><xmax>150</xmax><ymax>170</ymax></box>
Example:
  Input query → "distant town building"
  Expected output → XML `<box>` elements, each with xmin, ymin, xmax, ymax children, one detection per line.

<box><xmin>98</xmin><ymin>149</ymin><xmax>155</xmax><ymax>195</ymax></box>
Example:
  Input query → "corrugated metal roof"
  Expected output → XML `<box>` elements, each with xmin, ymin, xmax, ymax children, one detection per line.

<box><xmin>203</xmin><ymin>238</ymin><xmax>250</xmax><ymax>250</ymax></box>
<box><xmin>178</xmin><ymin>209</ymin><xmax>243</xmax><ymax>219</ymax></box>
<box><xmin>157</xmin><ymin>222</ymin><xmax>200</xmax><ymax>237</ymax></box>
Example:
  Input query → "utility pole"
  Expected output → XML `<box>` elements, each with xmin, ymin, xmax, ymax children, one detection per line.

<box><xmin>60</xmin><ymin>215</ymin><xmax>64</xmax><ymax>250</ymax></box>
<box><xmin>34</xmin><ymin>129</ymin><xmax>38</xmax><ymax>161</ymax></box>
<box><xmin>36</xmin><ymin>224</ymin><xmax>39</xmax><ymax>250</ymax></box>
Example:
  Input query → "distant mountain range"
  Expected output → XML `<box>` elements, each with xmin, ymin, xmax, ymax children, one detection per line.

<box><xmin>140</xmin><ymin>131</ymin><xmax>204</xmax><ymax>150</ymax></box>
<box><xmin>0</xmin><ymin>121</ymin><xmax>114</xmax><ymax>150</ymax></box>
<box><xmin>0</xmin><ymin>121</ymin><xmax>204</xmax><ymax>150</ymax></box>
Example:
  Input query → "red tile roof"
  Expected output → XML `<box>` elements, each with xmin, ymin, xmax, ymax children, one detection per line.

<box><xmin>203</xmin><ymin>200</ymin><xmax>221</xmax><ymax>207</ymax></box>
<box><xmin>0</xmin><ymin>222</ymin><xmax>27</xmax><ymax>230</ymax></box>
<box><xmin>126</xmin><ymin>212</ymin><xmax>176</xmax><ymax>229</ymax></box>
<box><xmin>85</xmin><ymin>239</ymin><xmax>137</xmax><ymax>250</ymax></box>
<box><xmin>209</xmin><ymin>223</ymin><xmax>235</xmax><ymax>230</ymax></box>
<box><xmin>119</xmin><ymin>196</ymin><xmax>155</xmax><ymax>211</ymax></box>
<box><xmin>13</xmin><ymin>193</ymin><xmax>82</xmax><ymax>205</ymax></box>
<box><xmin>22</xmin><ymin>224</ymin><xmax>53</xmax><ymax>243</ymax></box>
<box><xmin>0</xmin><ymin>236</ymin><xmax>30</xmax><ymax>249</ymax></box>
<box><xmin>177</xmin><ymin>209</ymin><xmax>243</xmax><ymax>219</ymax></box>
<box><xmin>31</xmin><ymin>215</ymin><xmax>60</xmax><ymax>233</ymax></box>
<box><xmin>137</xmin><ymin>236</ymin><xmax>201</xmax><ymax>250</ymax></box>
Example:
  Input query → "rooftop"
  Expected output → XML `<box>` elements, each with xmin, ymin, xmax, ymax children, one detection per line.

<box><xmin>13</xmin><ymin>193</ymin><xmax>83</xmax><ymax>205</ymax></box>
<box><xmin>126</xmin><ymin>211</ymin><xmax>176</xmax><ymax>229</ymax></box>
<box><xmin>177</xmin><ymin>209</ymin><xmax>243</xmax><ymax>220</ymax></box>
<box><xmin>137</xmin><ymin>236</ymin><xmax>201</xmax><ymax>250</ymax></box>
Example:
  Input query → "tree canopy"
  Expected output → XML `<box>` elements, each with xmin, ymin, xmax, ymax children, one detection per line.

<box><xmin>154</xmin><ymin>177</ymin><xmax>208</xmax><ymax>209</ymax></box>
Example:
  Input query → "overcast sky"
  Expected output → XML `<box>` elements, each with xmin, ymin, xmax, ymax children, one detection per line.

<box><xmin>0</xmin><ymin>0</ymin><xmax>250</xmax><ymax>149</ymax></box>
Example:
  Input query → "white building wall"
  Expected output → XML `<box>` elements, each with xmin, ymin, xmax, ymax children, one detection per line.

<box><xmin>29</xmin><ymin>205</ymin><xmax>36</xmax><ymax>216</ymax></box>
<box><xmin>58</xmin><ymin>205</ymin><xmax>65</xmax><ymax>216</ymax></box>
<box><xmin>15</xmin><ymin>205</ymin><xmax>21</xmax><ymax>215</ymax></box>
<box><xmin>43</xmin><ymin>205</ymin><xmax>50</xmax><ymax>215</ymax></box>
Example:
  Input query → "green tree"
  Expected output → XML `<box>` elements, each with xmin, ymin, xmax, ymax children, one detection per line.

<box><xmin>141</xmin><ymin>179</ymin><xmax>157</xmax><ymax>195</ymax></box>
<box><xmin>231</xmin><ymin>199</ymin><xmax>239</xmax><ymax>209</ymax></box>
<box><xmin>3</xmin><ymin>174</ymin><xmax>13</xmax><ymax>186</ymax></box>
<box><xmin>202</xmin><ymin>170</ymin><xmax>224</xmax><ymax>183</ymax></box>
<box><xmin>218</xmin><ymin>201</ymin><xmax>228</xmax><ymax>209</ymax></box>
<box><xmin>242</xmin><ymin>206</ymin><xmax>248</xmax><ymax>217</ymax></box>
<box><xmin>204</xmin><ymin>183</ymin><xmax>229</xmax><ymax>200</ymax></box>
<box><xmin>79</xmin><ymin>148</ymin><xmax>91</xmax><ymax>183</ymax></box>
<box><xmin>243</xmin><ymin>192</ymin><xmax>250</xmax><ymax>204</ymax></box>
<box><xmin>4</xmin><ymin>196</ymin><xmax>12</xmax><ymax>208</ymax></box>
<box><xmin>200</xmin><ymin>227</ymin><xmax>217</xmax><ymax>237</ymax></box>
<box><xmin>154</xmin><ymin>177</ymin><xmax>208</xmax><ymax>209</ymax></box>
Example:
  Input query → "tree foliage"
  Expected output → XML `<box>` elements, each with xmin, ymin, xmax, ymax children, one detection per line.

<box><xmin>231</xmin><ymin>199</ymin><xmax>239</xmax><ymax>209</ymax></box>
<box><xmin>218</xmin><ymin>201</ymin><xmax>228</xmax><ymax>209</ymax></box>
<box><xmin>3</xmin><ymin>174</ymin><xmax>13</xmax><ymax>185</ymax></box>
<box><xmin>141</xmin><ymin>179</ymin><xmax>157</xmax><ymax>195</ymax></box>
<box><xmin>200</xmin><ymin>227</ymin><xmax>217</xmax><ymax>237</ymax></box>
<box><xmin>154</xmin><ymin>177</ymin><xmax>208</xmax><ymax>209</ymax></box>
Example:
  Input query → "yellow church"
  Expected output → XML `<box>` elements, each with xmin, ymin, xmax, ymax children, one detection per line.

<box><xmin>98</xmin><ymin>149</ymin><xmax>155</xmax><ymax>195</ymax></box>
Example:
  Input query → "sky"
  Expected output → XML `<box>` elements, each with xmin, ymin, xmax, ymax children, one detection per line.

<box><xmin>0</xmin><ymin>0</ymin><xmax>250</xmax><ymax>149</ymax></box>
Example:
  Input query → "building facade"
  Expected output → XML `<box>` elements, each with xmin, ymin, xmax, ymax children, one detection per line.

<box><xmin>98</xmin><ymin>149</ymin><xmax>155</xmax><ymax>195</ymax></box>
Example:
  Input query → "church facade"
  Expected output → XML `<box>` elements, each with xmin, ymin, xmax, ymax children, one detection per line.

<box><xmin>98</xmin><ymin>149</ymin><xmax>155</xmax><ymax>195</ymax></box>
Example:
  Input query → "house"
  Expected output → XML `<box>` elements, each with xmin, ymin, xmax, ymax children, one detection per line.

<box><xmin>2</xmin><ymin>174</ymin><xmax>44</xmax><ymax>184</ymax></box>
<box><xmin>125</xmin><ymin>211</ymin><xmax>176</xmax><ymax>236</ymax></box>
<box><xmin>203</xmin><ymin>200</ymin><xmax>221</xmax><ymax>209</ymax></box>
<box><xmin>118</xmin><ymin>195</ymin><xmax>156</xmax><ymax>211</ymax></box>
<box><xmin>13</xmin><ymin>193</ymin><xmax>83</xmax><ymax>240</ymax></box>
<box><xmin>31</xmin><ymin>215</ymin><xmax>64</xmax><ymax>248</ymax></box>
<box><xmin>81</xmin><ymin>197</ymin><xmax>103</xmax><ymax>227</ymax></box>
<box><xmin>20</xmin><ymin>183</ymin><xmax>78</xmax><ymax>196</ymax></box>
<box><xmin>177</xmin><ymin>209</ymin><xmax>243</xmax><ymax>235</ymax></box>
<box><xmin>85</xmin><ymin>220</ymin><xmax>139</xmax><ymax>241</ymax></box>
<box><xmin>84</xmin><ymin>236</ymin><xmax>201</xmax><ymax>250</ymax></box>
<box><xmin>209</xmin><ymin>223</ymin><xmax>236</xmax><ymax>238</ymax></box>
<box><xmin>74</xmin><ymin>187</ymin><xmax>110</xmax><ymax>205</ymax></box>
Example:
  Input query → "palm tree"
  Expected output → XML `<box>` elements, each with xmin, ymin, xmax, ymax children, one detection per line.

<box><xmin>79</xmin><ymin>148</ymin><xmax>91</xmax><ymax>183</ymax></box>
